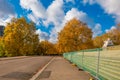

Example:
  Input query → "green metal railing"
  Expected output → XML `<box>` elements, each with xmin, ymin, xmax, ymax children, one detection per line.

<box><xmin>63</xmin><ymin>48</ymin><xmax>120</xmax><ymax>80</ymax></box>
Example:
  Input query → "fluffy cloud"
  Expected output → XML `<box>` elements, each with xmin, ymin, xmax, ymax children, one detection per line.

<box><xmin>36</xmin><ymin>29</ymin><xmax>50</xmax><ymax>41</ymax></box>
<box><xmin>20</xmin><ymin>0</ymin><xmax>65</xmax><ymax>43</ymax></box>
<box><xmin>44</xmin><ymin>0</ymin><xmax>65</xmax><ymax>43</ymax></box>
<box><xmin>83</xmin><ymin>0</ymin><xmax>120</xmax><ymax>23</ymax></box>
<box><xmin>20</xmin><ymin>0</ymin><xmax>46</xmax><ymax>25</ymax></box>
<box><xmin>0</xmin><ymin>0</ymin><xmax>15</xmax><ymax>26</ymax></box>
<box><xmin>20</xmin><ymin>0</ymin><xmax>65</xmax><ymax>27</ymax></box>
<box><xmin>93</xmin><ymin>23</ymin><xmax>102</xmax><ymax>37</ymax></box>
<box><xmin>97</xmin><ymin>0</ymin><xmax>120</xmax><ymax>23</ymax></box>
<box><xmin>45</xmin><ymin>1</ymin><xmax>90</xmax><ymax>43</ymax></box>
<box><xmin>20</xmin><ymin>0</ymin><xmax>100</xmax><ymax>43</ymax></box>
<box><xmin>105</xmin><ymin>26</ymin><xmax>116</xmax><ymax>33</ymax></box>
<box><xmin>64</xmin><ymin>8</ymin><xmax>88</xmax><ymax>24</ymax></box>
<box><xmin>49</xmin><ymin>29</ymin><xmax>58</xmax><ymax>43</ymax></box>
<box><xmin>97</xmin><ymin>0</ymin><xmax>120</xmax><ymax>15</ymax></box>
<box><xmin>83</xmin><ymin>0</ymin><xmax>96</xmax><ymax>5</ymax></box>
<box><xmin>20</xmin><ymin>0</ymin><xmax>46</xmax><ymax>18</ymax></box>
<box><xmin>0</xmin><ymin>15</ymin><xmax>15</xmax><ymax>26</ymax></box>
<box><xmin>44</xmin><ymin>0</ymin><xmax>64</xmax><ymax>27</ymax></box>
<box><xmin>27</xmin><ymin>13</ymin><xmax>40</xmax><ymax>25</ymax></box>
<box><xmin>49</xmin><ymin>8</ymin><xmax>92</xmax><ymax>43</ymax></box>
<box><xmin>65</xmin><ymin>0</ymin><xmax>75</xmax><ymax>4</ymax></box>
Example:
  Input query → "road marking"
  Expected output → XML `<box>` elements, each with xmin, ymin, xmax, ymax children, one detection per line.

<box><xmin>29</xmin><ymin>57</ymin><xmax>55</xmax><ymax>80</ymax></box>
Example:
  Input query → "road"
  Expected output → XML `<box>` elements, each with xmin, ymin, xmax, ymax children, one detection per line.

<box><xmin>0</xmin><ymin>56</ymin><xmax>53</xmax><ymax>80</ymax></box>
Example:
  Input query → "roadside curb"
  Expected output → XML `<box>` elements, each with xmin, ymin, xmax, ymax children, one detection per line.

<box><xmin>0</xmin><ymin>56</ymin><xmax>28</xmax><ymax>61</ymax></box>
<box><xmin>29</xmin><ymin>57</ymin><xmax>55</xmax><ymax>80</ymax></box>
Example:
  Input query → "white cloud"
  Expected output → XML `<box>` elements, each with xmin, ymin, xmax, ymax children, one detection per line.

<box><xmin>20</xmin><ymin>0</ymin><xmax>100</xmax><ymax>43</ymax></box>
<box><xmin>48</xmin><ymin>8</ymin><xmax>93</xmax><ymax>43</ymax></box>
<box><xmin>0</xmin><ymin>0</ymin><xmax>15</xmax><ymax>26</ymax></box>
<box><xmin>20</xmin><ymin>0</ymin><xmax>46</xmax><ymax>19</ymax></box>
<box><xmin>49</xmin><ymin>29</ymin><xmax>58</xmax><ymax>43</ymax></box>
<box><xmin>47</xmin><ymin>8</ymin><xmax>90</xmax><ymax>43</ymax></box>
<box><xmin>0</xmin><ymin>15</ymin><xmax>15</xmax><ymax>26</ymax></box>
<box><xmin>36</xmin><ymin>29</ymin><xmax>50</xmax><ymax>41</ymax></box>
<box><xmin>97</xmin><ymin>0</ymin><xmax>120</xmax><ymax>15</ymax></box>
<box><xmin>83</xmin><ymin>0</ymin><xmax>120</xmax><ymax>37</ymax></box>
<box><xmin>44</xmin><ymin>0</ymin><xmax>64</xmax><ymax>27</ymax></box>
<box><xmin>20</xmin><ymin>0</ymin><xmax>65</xmax><ymax>28</ymax></box>
<box><xmin>44</xmin><ymin>0</ymin><xmax>65</xmax><ymax>43</ymax></box>
<box><xmin>97</xmin><ymin>0</ymin><xmax>120</xmax><ymax>23</ymax></box>
<box><xmin>105</xmin><ymin>26</ymin><xmax>116</xmax><ymax>33</ymax></box>
<box><xmin>20</xmin><ymin>0</ymin><xmax>65</xmax><ymax>43</ymax></box>
<box><xmin>83</xmin><ymin>0</ymin><xmax>96</xmax><ymax>5</ymax></box>
<box><xmin>65</xmin><ymin>0</ymin><xmax>75</xmax><ymax>4</ymax></box>
<box><xmin>20</xmin><ymin>0</ymin><xmax>47</xmax><ymax>26</ymax></box>
<box><xmin>93</xmin><ymin>23</ymin><xmax>102</xmax><ymax>37</ymax></box>
<box><xmin>27</xmin><ymin>13</ymin><xmax>40</xmax><ymax>25</ymax></box>
<box><xmin>83</xmin><ymin>0</ymin><xmax>120</xmax><ymax>23</ymax></box>
<box><xmin>64</xmin><ymin>8</ymin><xmax>88</xmax><ymax>24</ymax></box>
<box><xmin>62</xmin><ymin>8</ymin><xmax>93</xmax><ymax>30</ymax></box>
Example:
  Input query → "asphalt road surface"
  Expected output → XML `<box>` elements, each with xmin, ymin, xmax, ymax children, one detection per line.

<box><xmin>0</xmin><ymin>56</ymin><xmax>53</xmax><ymax>80</ymax></box>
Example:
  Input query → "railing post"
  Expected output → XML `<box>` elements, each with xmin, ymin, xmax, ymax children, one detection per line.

<box><xmin>96</xmin><ymin>48</ymin><xmax>100</xmax><ymax>80</ymax></box>
<box><xmin>70</xmin><ymin>53</ymin><xmax>72</xmax><ymax>62</ymax></box>
<box><xmin>82</xmin><ymin>50</ymin><xmax>84</xmax><ymax>69</ymax></box>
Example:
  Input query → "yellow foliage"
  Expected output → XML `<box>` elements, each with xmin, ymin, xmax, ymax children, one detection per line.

<box><xmin>57</xmin><ymin>18</ymin><xmax>94</xmax><ymax>53</ymax></box>
<box><xmin>3</xmin><ymin>17</ymin><xmax>39</xmax><ymax>56</ymax></box>
<box><xmin>39</xmin><ymin>40</ymin><xmax>57</xmax><ymax>55</ymax></box>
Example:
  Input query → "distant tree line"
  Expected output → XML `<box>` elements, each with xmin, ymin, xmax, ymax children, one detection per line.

<box><xmin>93</xmin><ymin>24</ymin><xmax>120</xmax><ymax>48</ymax></box>
<box><xmin>0</xmin><ymin>17</ymin><xmax>120</xmax><ymax>57</ymax></box>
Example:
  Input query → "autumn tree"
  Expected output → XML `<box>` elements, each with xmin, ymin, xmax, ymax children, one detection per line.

<box><xmin>106</xmin><ymin>28</ymin><xmax>120</xmax><ymax>45</ymax></box>
<box><xmin>3</xmin><ymin>17</ymin><xmax>39</xmax><ymax>56</ymax></box>
<box><xmin>93</xmin><ymin>34</ymin><xmax>108</xmax><ymax>48</ymax></box>
<box><xmin>35</xmin><ymin>42</ymin><xmax>43</xmax><ymax>55</ymax></box>
<box><xmin>117</xmin><ymin>23</ymin><xmax>120</xmax><ymax>31</ymax></box>
<box><xmin>0</xmin><ymin>37</ymin><xmax>5</xmax><ymax>57</ymax></box>
<box><xmin>39</xmin><ymin>40</ymin><xmax>57</xmax><ymax>55</ymax></box>
<box><xmin>57</xmin><ymin>18</ymin><xmax>94</xmax><ymax>53</ymax></box>
<box><xmin>93</xmin><ymin>24</ymin><xmax>120</xmax><ymax>48</ymax></box>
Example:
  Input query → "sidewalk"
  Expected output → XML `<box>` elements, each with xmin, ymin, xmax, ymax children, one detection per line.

<box><xmin>36</xmin><ymin>57</ymin><xmax>93</xmax><ymax>80</ymax></box>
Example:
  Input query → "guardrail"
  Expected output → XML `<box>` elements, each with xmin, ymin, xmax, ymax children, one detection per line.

<box><xmin>63</xmin><ymin>48</ymin><xmax>120</xmax><ymax>80</ymax></box>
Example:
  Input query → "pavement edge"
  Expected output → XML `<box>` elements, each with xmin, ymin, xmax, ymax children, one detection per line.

<box><xmin>0</xmin><ymin>56</ymin><xmax>28</xmax><ymax>61</ymax></box>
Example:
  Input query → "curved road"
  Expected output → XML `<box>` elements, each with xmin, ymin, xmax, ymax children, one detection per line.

<box><xmin>0</xmin><ymin>56</ymin><xmax>53</xmax><ymax>80</ymax></box>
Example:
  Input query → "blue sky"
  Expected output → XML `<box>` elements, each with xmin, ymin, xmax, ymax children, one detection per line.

<box><xmin>0</xmin><ymin>0</ymin><xmax>120</xmax><ymax>43</ymax></box>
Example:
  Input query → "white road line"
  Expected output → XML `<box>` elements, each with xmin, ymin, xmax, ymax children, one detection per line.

<box><xmin>29</xmin><ymin>57</ymin><xmax>55</xmax><ymax>80</ymax></box>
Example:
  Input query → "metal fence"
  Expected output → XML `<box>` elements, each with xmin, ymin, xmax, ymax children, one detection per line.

<box><xmin>63</xmin><ymin>48</ymin><xmax>120</xmax><ymax>80</ymax></box>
